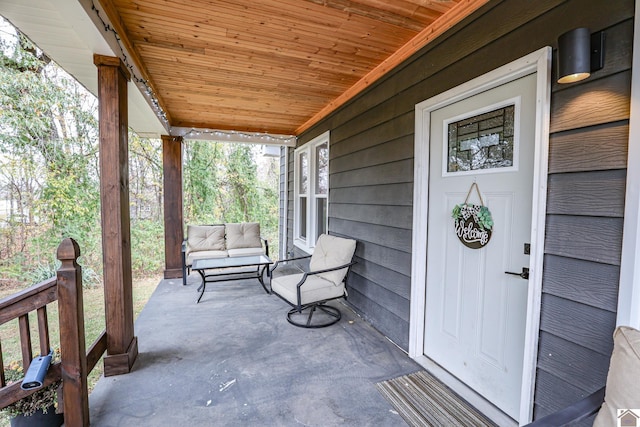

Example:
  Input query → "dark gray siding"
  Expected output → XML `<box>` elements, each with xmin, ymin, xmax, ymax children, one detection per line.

<box><xmin>535</xmin><ymin>14</ymin><xmax>633</xmax><ymax>422</ymax></box>
<box><xmin>298</xmin><ymin>112</ymin><xmax>415</xmax><ymax>348</ymax></box>
<box><xmin>291</xmin><ymin>0</ymin><xmax>633</xmax><ymax>420</ymax></box>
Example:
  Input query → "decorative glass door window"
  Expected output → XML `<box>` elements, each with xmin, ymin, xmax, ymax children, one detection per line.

<box><xmin>444</xmin><ymin>98</ymin><xmax>519</xmax><ymax>176</ymax></box>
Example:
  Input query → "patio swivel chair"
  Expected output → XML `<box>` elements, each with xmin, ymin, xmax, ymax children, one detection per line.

<box><xmin>270</xmin><ymin>234</ymin><xmax>356</xmax><ymax>328</ymax></box>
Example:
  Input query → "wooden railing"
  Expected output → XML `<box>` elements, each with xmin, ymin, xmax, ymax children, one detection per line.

<box><xmin>0</xmin><ymin>238</ymin><xmax>107</xmax><ymax>427</ymax></box>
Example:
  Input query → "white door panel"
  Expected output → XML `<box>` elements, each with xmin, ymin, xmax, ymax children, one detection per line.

<box><xmin>424</xmin><ymin>73</ymin><xmax>536</xmax><ymax>419</ymax></box>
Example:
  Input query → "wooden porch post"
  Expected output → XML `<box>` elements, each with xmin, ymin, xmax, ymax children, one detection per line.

<box><xmin>94</xmin><ymin>54</ymin><xmax>138</xmax><ymax>377</ymax></box>
<box><xmin>57</xmin><ymin>238</ymin><xmax>90</xmax><ymax>426</ymax></box>
<box><xmin>162</xmin><ymin>135</ymin><xmax>184</xmax><ymax>279</ymax></box>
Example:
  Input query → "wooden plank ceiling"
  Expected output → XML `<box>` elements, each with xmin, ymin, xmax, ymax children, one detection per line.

<box><xmin>101</xmin><ymin>0</ymin><xmax>486</xmax><ymax>136</ymax></box>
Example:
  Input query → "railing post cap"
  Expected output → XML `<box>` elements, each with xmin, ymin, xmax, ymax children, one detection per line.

<box><xmin>57</xmin><ymin>238</ymin><xmax>81</xmax><ymax>261</ymax></box>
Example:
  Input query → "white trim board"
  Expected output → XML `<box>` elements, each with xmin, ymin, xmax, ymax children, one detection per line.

<box><xmin>281</xmin><ymin>146</ymin><xmax>289</xmax><ymax>260</ymax></box>
<box><xmin>409</xmin><ymin>46</ymin><xmax>552</xmax><ymax>426</ymax></box>
<box><xmin>617</xmin><ymin>0</ymin><xmax>640</xmax><ymax>330</ymax></box>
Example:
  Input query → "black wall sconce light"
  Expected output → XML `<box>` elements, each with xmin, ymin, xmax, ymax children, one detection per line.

<box><xmin>557</xmin><ymin>28</ymin><xmax>605</xmax><ymax>84</ymax></box>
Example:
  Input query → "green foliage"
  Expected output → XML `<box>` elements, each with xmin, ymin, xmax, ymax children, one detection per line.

<box><xmin>24</xmin><ymin>261</ymin><xmax>59</xmax><ymax>285</ymax></box>
<box><xmin>0</xmin><ymin>22</ymin><xmax>110</xmax><ymax>286</ymax></box>
<box><xmin>184</xmin><ymin>141</ymin><xmax>223</xmax><ymax>222</ymax></box>
<box><xmin>451</xmin><ymin>204</ymin><xmax>462</xmax><ymax>220</ymax></box>
<box><xmin>131</xmin><ymin>220</ymin><xmax>165</xmax><ymax>274</ymax></box>
<box><xmin>224</xmin><ymin>144</ymin><xmax>258</xmax><ymax>222</ymax></box>
<box><xmin>477</xmin><ymin>206</ymin><xmax>494</xmax><ymax>231</ymax></box>
<box><xmin>129</xmin><ymin>134</ymin><xmax>163</xmax><ymax>222</ymax></box>
<box><xmin>40</xmin><ymin>167</ymin><xmax>99</xmax><ymax>230</ymax></box>
<box><xmin>0</xmin><ymin>23</ymin><xmax>104</xmax><ymax>286</ymax></box>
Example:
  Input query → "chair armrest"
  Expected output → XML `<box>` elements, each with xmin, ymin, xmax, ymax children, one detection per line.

<box><xmin>181</xmin><ymin>239</ymin><xmax>190</xmax><ymax>263</ymax></box>
<box><xmin>270</xmin><ymin>255</ymin><xmax>312</xmax><ymax>273</ymax></box>
<box><xmin>181</xmin><ymin>239</ymin><xmax>189</xmax><ymax>286</ymax></box>
<box><xmin>304</xmin><ymin>261</ymin><xmax>357</xmax><ymax>279</ymax></box>
<box><xmin>261</xmin><ymin>237</ymin><xmax>269</xmax><ymax>257</ymax></box>
<box><xmin>294</xmin><ymin>261</ymin><xmax>357</xmax><ymax>289</ymax></box>
<box><xmin>290</xmin><ymin>261</ymin><xmax>356</xmax><ymax>308</ymax></box>
<box><xmin>524</xmin><ymin>387</ymin><xmax>604</xmax><ymax>427</ymax></box>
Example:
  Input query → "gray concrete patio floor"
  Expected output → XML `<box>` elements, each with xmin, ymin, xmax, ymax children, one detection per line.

<box><xmin>89</xmin><ymin>272</ymin><xmax>422</xmax><ymax>426</ymax></box>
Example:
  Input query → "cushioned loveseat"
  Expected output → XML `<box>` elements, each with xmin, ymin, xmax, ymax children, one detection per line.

<box><xmin>181</xmin><ymin>222</ymin><xmax>269</xmax><ymax>285</ymax></box>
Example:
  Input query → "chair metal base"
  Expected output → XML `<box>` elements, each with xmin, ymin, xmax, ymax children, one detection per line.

<box><xmin>286</xmin><ymin>303</ymin><xmax>341</xmax><ymax>328</ymax></box>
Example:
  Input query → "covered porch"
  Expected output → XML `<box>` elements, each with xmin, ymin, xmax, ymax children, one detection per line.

<box><xmin>1</xmin><ymin>0</ymin><xmax>640</xmax><ymax>426</ymax></box>
<box><xmin>88</xmin><ymin>275</ymin><xmax>421</xmax><ymax>426</ymax></box>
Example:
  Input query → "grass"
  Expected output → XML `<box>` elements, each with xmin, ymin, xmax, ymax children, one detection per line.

<box><xmin>0</xmin><ymin>275</ymin><xmax>159</xmax><ymax>425</ymax></box>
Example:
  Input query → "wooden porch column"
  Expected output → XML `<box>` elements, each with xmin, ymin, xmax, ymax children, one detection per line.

<box><xmin>57</xmin><ymin>238</ymin><xmax>90</xmax><ymax>426</ymax></box>
<box><xmin>162</xmin><ymin>135</ymin><xmax>184</xmax><ymax>279</ymax></box>
<box><xmin>94</xmin><ymin>54</ymin><xmax>138</xmax><ymax>377</ymax></box>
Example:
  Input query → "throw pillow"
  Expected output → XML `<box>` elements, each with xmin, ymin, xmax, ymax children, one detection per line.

<box><xmin>187</xmin><ymin>225</ymin><xmax>225</xmax><ymax>251</ymax></box>
<box><xmin>593</xmin><ymin>326</ymin><xmax>640</xmax><ymax>427</ymax></box>
<box><xmin>226</xmin><ymin>222</ymin><xmax>262</xmax><ymax>249</ymax></box>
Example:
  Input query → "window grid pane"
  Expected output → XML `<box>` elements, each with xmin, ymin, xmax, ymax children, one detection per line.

<box><xmin>299</xmin><ymin>152</ymin><xmax>308</xmax><ymax>193</ymax></box>
<box><xmin>299</xmin><ymin>196</ymin><xmax>307</xmax><ymax>240</ymax></box>
<box><xmin>316</xmin><ymin>197</ymin><xmax>327</xmax><ymax>238</ymax></box>
<box><xmin>315</xmin><ymin>142</ymin><xmax>328</xmax><ymax>195</ymax></box>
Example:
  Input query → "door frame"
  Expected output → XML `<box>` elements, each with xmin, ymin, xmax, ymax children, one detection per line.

<box><xmin>409</xmin><ymin>47</ymin><xmax>552</xmax><ymax>425</ymax></box>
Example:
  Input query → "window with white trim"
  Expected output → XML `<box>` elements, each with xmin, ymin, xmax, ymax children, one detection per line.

<box><xmin>294</xmin><ymin>131</ymin><xmax>329</xmax><ymax>253</ymax></box>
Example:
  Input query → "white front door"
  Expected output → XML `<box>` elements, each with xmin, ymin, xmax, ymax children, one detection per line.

<box><xmin>424</xmin><ymin>73</ymin><xmax>537</xmax><ymax>420</ymax></box>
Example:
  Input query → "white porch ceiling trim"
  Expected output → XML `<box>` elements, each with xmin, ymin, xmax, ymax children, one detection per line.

<box><xmin>171</xmin><ymin>127</ymin><xmax>296</xmax><ymax>147</ymax></box>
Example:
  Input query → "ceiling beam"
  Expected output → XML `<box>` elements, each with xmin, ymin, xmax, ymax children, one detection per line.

<box><xmin>295</xmin><ymin>0</ymin><xmax>489</xmax><ymax>135</ymax></box>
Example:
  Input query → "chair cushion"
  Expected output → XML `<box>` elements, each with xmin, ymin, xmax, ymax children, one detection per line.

<box><xmin>271</xmin><ymin>273</ymin><xmax>345</xmax><ymax>306</ymax></box>
<box><xmin>227</xmin><ymin>247</ymin><xmax>265</xmax><ymax>257</ymax></box>
<box><xmin>226</xmin><ymin>222</ymin><xmax>262</xmax><ymax>249</ymax></box>
<box><xmin>593</xmin><ymin>326</ymin><xmax>640</xmax><ymax>427</ymax></box>
<box><xmin>187</xmin><ymin>225</ymin><xmax>226</xmax><ymax>251</ymax></box>
<box><xmin>187</xmin><ymin>250</ymin><xmax>228</xmax><ymax>265</ymax></box>
<box><xmin>309</xmin><ymin>234</ymin><xmax>356</xmax><ymax>285</ymax></box>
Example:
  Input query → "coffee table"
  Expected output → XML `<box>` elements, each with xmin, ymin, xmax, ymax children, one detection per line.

<box><xmin>191</xmin><ymin>255</ymin><xmax>272</xmax><ymax>303</ymax></box>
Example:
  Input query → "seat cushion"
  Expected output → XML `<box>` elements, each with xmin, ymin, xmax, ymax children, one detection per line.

<box><xmin>271</xmin><ymin>273</ymin><xmax>345</xmax><ymax>306</ymax></box>
<box><xmin>187</xmin><ymin>225</ymin><xmax>226</xmax><ymax>252</ymax></box>
<box><xmin>227</xmin><ymin>247</ymin><xmax>265</xmax><ymax>257</ymax></box>
<box><xmin>226</xmin><ymin>222</ymin><xmax>262</xmax><ymax>249</ymax></box>
<box><xmin>593</xmin><ymin>326</ymin><xmax>640</xmax><ymax>427</ymax></box>
<box><xmin>309</xmin><ymin>234</ymin><xmax>356</xmax><ymax>285</ymax></box>
<box><xmin>187</xmin><ymin>250</ymin><xmax>228</xmax><ymax>265</ymax></box>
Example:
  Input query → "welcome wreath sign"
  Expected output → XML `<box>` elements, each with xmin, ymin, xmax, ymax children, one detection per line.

<box><xmin>451</xmin><ymin>183</ymin><xmax>493</xmax><ymax>249</ymax></box>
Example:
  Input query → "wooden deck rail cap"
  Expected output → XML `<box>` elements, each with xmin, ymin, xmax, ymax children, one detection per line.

<box><xmin>56</xmin><ymin>237</ymin><xmax>81</xmax><ymax>266</ymax></box>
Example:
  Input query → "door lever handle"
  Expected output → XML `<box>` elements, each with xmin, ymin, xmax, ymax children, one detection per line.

<box><xmin>505</xmin><ymin>267</ymin><xmax>529</xmax><ymax>280</ymax></box>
